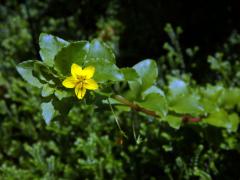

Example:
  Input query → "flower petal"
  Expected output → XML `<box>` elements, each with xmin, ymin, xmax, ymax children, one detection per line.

<box><xmin>81</xmin><ymin>66</ymin><xmax>95</xmax><ymax>79</ymax></box>
<box><xmin>84</xmin><ymin>79</ymin><xmax>98</xmax><ymax>90</ymax></box>
<box><xmin>75</xmin><ymin>84</ymin><xmax>86</xmax><ymax>99</ymax></box>
<box><xmin>71</xmin><ymin>63</ymin><xmax>82</xmax><ymax>78</ymax></box>
<box><xmin>62</xmin><ymin>76</ymin><xmax>78</xmax><ymax>88</ymax></box>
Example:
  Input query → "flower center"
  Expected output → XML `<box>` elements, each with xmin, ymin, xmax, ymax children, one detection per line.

<box><xmin>77</xmin><ymin>76</ymin><xmax>87</xmax><ymax>88</ymax></box>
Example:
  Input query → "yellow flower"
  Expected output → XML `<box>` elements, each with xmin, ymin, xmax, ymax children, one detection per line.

<box><xmin>62</xmin><ymin>63</ymin><xmax>98</xmax><ymax>99</ymax></box>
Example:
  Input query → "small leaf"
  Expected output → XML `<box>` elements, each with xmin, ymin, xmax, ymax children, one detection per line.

<box><xmin>136</xmin><ymin>93</ymin><xmax>168</xmax><ymax>117</ymax></box>
<box><xmin>54</xmin><ymin>41</ymin><xmax>90</xmax><ymax>75</ymax></box>
<box><xmin>164</xmin><ymin>115</ymin><xmax>182</xmax><ymax>129</ymax></box>
<box><xmin>120</xmin><ymin>68</ymin><xmax>139</xmax><ymax>81</ymax></box>
<box><xmin>220</xmin><ymin>88</ymin><xmax>240</xmax><ymax>109</ymax></box>
<box><xmin>16</xmin><ymin>60</ymin><xmax>43</xmax><ymax>88</ymax></box>
<box><xmin>143</xmin><ymin>86</ymin><xmax>165</xmax><ymax>97</ymax></box>
<box><xmin>201</xmin><ymin>84</ymin><xmax>223</xmax><ymax>101</ymax></box>
<box><xmin>86</xmin><ymin>39</ymin><xmax>115</xmax><ymax>63</ymax></box>
<box><xmin>39</xmin><ymin>33</ymin><xmax>69</xmax><ymax>66</ymax></box>
<box><xmin>41</xmin><ymin>100</ymin><xmax>55</xmax><ymax>124</ymax></box>
<box><xmin>54</xmin><ymin>89</ymin><xmax>72</xmax><ymax>100</ymax></box>
<box><xmin>133</xmin><ymin>59</ymin><xmax>158</xmax><ymax>91</ymax></box>
<box><xmin>33</xmin><ymin>61</ymin><xmax>56</xmax><ymax>84</ymax></box>
<box><xmin>168</xmin><ymin>78</ymin><xmax>188</xmax><ymax>96</ymax></box>
<box><xmin>41</xmin><ymin>84</ymin><xmax>54</xmax><ymax>97</ymax></box>
<box><xmin>228</xmin><ymin>113</ymin><xmax>239</xmax><ymax>132</ymax></box>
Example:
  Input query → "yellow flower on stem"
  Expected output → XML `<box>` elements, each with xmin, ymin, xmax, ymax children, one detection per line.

<box><xmin>62</xmin><ymin>63</ymin><xmax>98</xmax><ymax>99</ymax></box>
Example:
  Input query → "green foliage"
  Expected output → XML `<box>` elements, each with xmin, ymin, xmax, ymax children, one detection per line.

<box><xmin>39</xmin><ymin>33</ymin><xmax>69</xmax><ymax>67</ymax></box>
<box><xmin>16</xmin><ymin>60</ymin><xmax>43</xmax><ymax>88</ymax></box>
<box><xmin>1</xmin><ymin>1</ymin><xmax>240</xmax><ymax>179</ymax></box>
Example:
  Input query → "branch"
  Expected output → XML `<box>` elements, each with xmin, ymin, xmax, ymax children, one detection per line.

<box><xmin>112</xmin><ymin>95</ymin><xmax>202</xmax><ymax>123</ymax></box>
<box><xmin>112</xmin><ymin>95</ymin><xmax>159</xmax><ymax>117</ymax></box>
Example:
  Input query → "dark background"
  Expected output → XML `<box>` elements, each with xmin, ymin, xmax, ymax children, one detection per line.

<box><xmin>4</xmin><ymin>0</ymin><xmax>240</xmax><ymax>65</ymax></box>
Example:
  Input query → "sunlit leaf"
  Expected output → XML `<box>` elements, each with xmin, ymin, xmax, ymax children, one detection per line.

<box><xmin>41</xmin><ymin>100</ymin><xmax>55</xmax><ymax>124</ymax></box>
<box><xmin>39</xmin><ymin>33</ymin><xmax>69</xmax><ymax>67</ymax></box>
<box><xmin>16</xmin><ymin>60</ymin><xmax>43</xmax><ymax>88</ymax></box>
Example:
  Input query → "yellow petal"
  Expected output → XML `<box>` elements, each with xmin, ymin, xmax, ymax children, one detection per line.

<box><xmin>75</xmin><ymin>84</ymin><xmax>86</xmax><ymax>99</ymax></box>
<box><xmin>71</xmin><ymin>63</ymin><xmax>82</xmax><ymax>78</ymax></box>
<box><xmin>62</xmin><ymin>76</ymin><xmax>78</xmax><ymax>88</ymax></box>
<box><xmin>81</xmin><ymin>66</ymin><xmax>95</xmax><ymax>79</ymax></box>
<box><xmin>84</xmin><ymin>79</ymin><xmax>98</xmax><ymax>90</ymax></box>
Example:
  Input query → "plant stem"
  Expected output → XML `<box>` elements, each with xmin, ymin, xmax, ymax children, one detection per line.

<box><xmin>112</xmin><ymin>95</ymin><xmax>159</xmax><ymax>118</ymax></box>
<box><xmin>112</xmin><ymin>95</ymin><xmax>202</xmax><ymax>123</ymax></box>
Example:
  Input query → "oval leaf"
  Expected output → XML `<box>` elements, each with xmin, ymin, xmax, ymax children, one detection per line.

<box><xmin>16</xmin><ymin>60</ymin><xmax>43</xmax><ymax>88</ymax></box>
<box><xmin>54</xmin><ymin>41</ymin><xmax>90</xmax><ymax>75</ymax></box>
<box><xmin>39</xmin><ymin>33</ymin><xmax>69</xmax><ymax>66</ymax></box>
<box><xmin>41</xmin><ymin>100</ymin><xmax>55</xmax><ymax>124</ymax></box>
<box><xmin>133</xmin><ymin>59</ymin><xmax>158</xmax><ymax>91</ymax></box>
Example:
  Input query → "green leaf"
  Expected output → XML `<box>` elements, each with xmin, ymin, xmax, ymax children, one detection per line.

<box><xmin>86</xmin><ymin>39</ymin><xmax>115</xmax><ymax>63</ymax></box>
<box><xmin>120</xmin><ymin>68</ymin><xmax>139</xmax><ymax>81</ymax></box>
<box><xmin>228</xmin><ymin>113</ymin><xmax>239</xmax><ymax>132</ymax></box>
<box><xmin>169</xmin><ymin>94</ymin><xmax>204</xmax><ymax>114</ymax></box>
<box><xmin>86</xmin><ymin>61</ymin><xmax>124</xmax><ymax>82</ymax></box>
<box><xmin>143</xmin><ymin>86</ymin><xmax>165</xmax><ymax>97</ymax></box>
<box><xmin>136</xmin><ymin>93</ymin><xmax>168</xmax><ymax>117</ymax></box>
<box><xmin>204</xmin><ymin>110</ymin><xmax>239</xmax><ymax>132</ymax></box>
<box><xmin>54</xmin><ymin>89</ymin><xmax>72</xmax><ymax>100</ymax></box>
<box><xmin>164</xmin><ymin>115</ymin><xmax>182</xmax><ymax>129</ymax></box>
<box><xmin>16</xmin><ymin>60</ymin><xmax>43</xmax><ymax>88</ymax></box>
<box><xmin>54</xmin><ymin>41</ymin><xmax>90</xmax><ymax>75</ymax></box>
<box><xmin>33</xmin><ymin>61</ymin><xmax>56</xmax><ymax>84</ymax></box>
<box><xmin>39</xmin><ymin>33</ymin><xmax>69</xmax><ymax>67</ymax></box>
<box><xmin>41</xmin><ymin>84</ymin><xmax>54</xmax><ymax>97</ymax></box>
<box><xmin>133</xmin><ymin>59</ymin><xmax>158</xmax><ymax>91</ymax></box>
<box><xmin>168</xmin><ymin>78</ymin><xmax>188</xmax><ymax>96</ymax></box>
<box><xmin>193</xmin><ymin>168</ymin><xmax>212</xmax><ymax>180</ymax></box>
<box><xmin>201</xmin><ymin>84</ymin><xmax>223</xmax><ymax>101</ymax></box>
<box><xmin>124</xmin><ymin>81</ymin><xmax>142</xmax><ymax>100</ymax></box>
<box><xmin>220</xmin><ymin>88</ymin><xmax>240</xmax><ymax>109</ymax></box>
<box><xmin>200</xmin><ymin>98</ymin><xmax>218</xmax><ymax>113</ymax></box>
<box><xmin>41</xmin><ymin>100</ymin><xmax>55</xmax><ymax>124</ymax></box>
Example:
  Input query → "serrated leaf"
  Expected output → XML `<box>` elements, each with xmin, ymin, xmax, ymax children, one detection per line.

<box><xmin>133</xmin><ymin>59</ymin><xmax>158</xmax><ymax>91</ymax></box>
<box><xmin>136</xmin><ymin>93</ymin><xmax>168</xmax><ymax>117</ymax></box>
<box><xmin>54</xmin><ymin>41</ymin><xmax>90</xmax><ymax>75</ymax></box>
<box><xmin>16</xmin><ymin>60</ymin><xmax>43</xmax><ymax>88</ymax></box>
<box><xmin>39</xmin><ymin>33</ymin><xmax>69</xmax><ymax>66</ymax></box>
<box><xmin>120</xmin><ymin>68</ymin><xmax>139</xmax><ymax>81</ymax></box>
<box><xmin>41</xmin><ymin>101</ymin><xmax>55</xmax><ymax>124</ymax></box>
<box><xmin>86</xmin><ymin>39</ymin><xmax>115</xmax><ymax>63</ymax></box>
